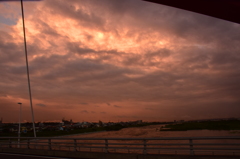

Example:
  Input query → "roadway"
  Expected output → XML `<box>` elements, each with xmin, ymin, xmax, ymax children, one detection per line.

<box><xmin>0</xmin><ymin>153</ymin><xmax>93</xmax><ymax>159</ymax></box>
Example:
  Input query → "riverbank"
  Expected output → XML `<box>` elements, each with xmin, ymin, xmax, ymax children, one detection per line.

<box><xmin>160</xmin><ymin>120</ymin><xmax>240</xmax><ymax>131</ymax></box>
<box><xmin>0</xmin><ymin>122</ymin><xmax>161</xmax><ymax>138</ymax></box>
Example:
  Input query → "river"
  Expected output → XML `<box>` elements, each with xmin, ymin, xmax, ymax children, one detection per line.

<box><xmin>68</xmin><ymin>124</ymin><xmax>240</xmax><ymax>138</ymax></box>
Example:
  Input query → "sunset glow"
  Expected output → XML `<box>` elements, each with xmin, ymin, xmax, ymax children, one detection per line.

<box><xmin>0</xmin><ymin>0</ymin><xmax>240</xmax><ymax>123</ymax></box>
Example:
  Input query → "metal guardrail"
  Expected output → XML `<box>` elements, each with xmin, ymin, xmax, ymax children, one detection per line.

<box><xmin>0</xmin><ymin>136</ymin><xmax>240</xmax><ymax>156</ymax></box>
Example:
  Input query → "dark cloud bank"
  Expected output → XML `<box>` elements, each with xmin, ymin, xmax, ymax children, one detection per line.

<box><xmin>0</xmin><ymin>0</ymin><xmax>240</xmax><ymax>122</ymax></box>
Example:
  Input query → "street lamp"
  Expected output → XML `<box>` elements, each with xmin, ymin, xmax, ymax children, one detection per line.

<box><xmin>18</xmin><ymin>102</ymin><xmax>22</xmax><ymax>148</ymax></box>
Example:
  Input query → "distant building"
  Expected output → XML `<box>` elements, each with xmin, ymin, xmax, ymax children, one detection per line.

<box><xmin>137</xmin><ymin>120</ymin><xmax>142</xmax><ymax>124</ymax></box>
<box><xmin>0</xmin><ymin>118</ymin><xmax>3</xmax><ymax>128</ymax></box>
<box><xmin>62</xmin><ymin>118</ymin><xmax>73</xmax><ymax>125</ymax></box>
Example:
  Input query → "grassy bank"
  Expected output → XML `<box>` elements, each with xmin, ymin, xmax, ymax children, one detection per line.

<box><xmin>0</xmin><ymin>122</ymin><xmax>161</xmax><ymax>137</ymax></box>
<box><xmin>0</xmin><ymin>127</ymin><xmax>105</xmax><ymax>138</ymax></box>
<box><xmin>161</xmin><ymin>120</ymin><xmax>240</xmax><ymax>131</ymax></box>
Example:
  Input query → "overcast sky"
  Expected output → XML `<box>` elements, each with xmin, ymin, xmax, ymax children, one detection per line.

<box><xmin>0</xmin><ymin>0</ymin><xmax>240</xmax><ymax>122</ymax></box>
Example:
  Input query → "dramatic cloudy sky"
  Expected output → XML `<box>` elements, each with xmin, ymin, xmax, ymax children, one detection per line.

<box><xmin>0</xmin><ymin>0</ymin><xmax>240</xmax><ymax>122</ymax></box>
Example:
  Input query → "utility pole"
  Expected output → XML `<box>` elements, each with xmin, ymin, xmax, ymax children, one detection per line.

<box><xmin>18</xmin><ymin>102</ymin><xmax>22</xmax><ymax>148</ymax></box>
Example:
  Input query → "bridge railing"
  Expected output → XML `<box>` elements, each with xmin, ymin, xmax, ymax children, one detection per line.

<box><xmin>0</xmin><ymin>136</ymin><xmax>240</xmax><ymax>155</ymax></box>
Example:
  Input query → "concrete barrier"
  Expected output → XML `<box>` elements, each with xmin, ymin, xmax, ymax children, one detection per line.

<box><xmin>0</xmin><ymin>148</ymin><xmax>239</xmax><ymax>159</ymax></box>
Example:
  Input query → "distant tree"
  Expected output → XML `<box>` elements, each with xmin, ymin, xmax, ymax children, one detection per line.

<box><xmin>99</xmin><ymin>120</ymin><xmax>103</xmax><ymax>127</ymax></box>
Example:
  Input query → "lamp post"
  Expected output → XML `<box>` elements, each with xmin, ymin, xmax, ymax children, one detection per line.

<box><xmin>18</xmin><ymin>102</ymin><xmax>22</xmax><ymax>148</ymax></box>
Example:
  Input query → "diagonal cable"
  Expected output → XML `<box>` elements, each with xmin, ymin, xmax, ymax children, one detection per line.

<box><xmin>20</xmin><ymin>0</ymin><xmax>36</xmax><ymax>137</ymax></box>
